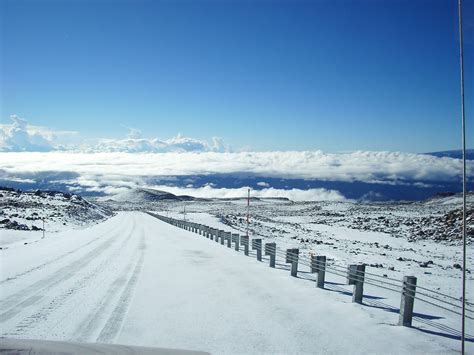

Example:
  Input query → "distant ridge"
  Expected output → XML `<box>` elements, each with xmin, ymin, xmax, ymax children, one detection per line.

<box><xmin>425</xmin><ymin>149</ymin><xmax>474</xmax><ymax>160</ymax></box>
<box><xmin>105</xmin><ymin>188</ymin><xmax>199</xmax><ymax>203</ymax></box>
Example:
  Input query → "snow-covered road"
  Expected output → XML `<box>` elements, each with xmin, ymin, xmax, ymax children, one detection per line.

<box><xmin>0</xmin><ymin>212</ymin><xmax>463</xmax><ymax>353</ymax></box>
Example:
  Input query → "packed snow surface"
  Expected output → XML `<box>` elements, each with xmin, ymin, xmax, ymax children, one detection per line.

<box><xmin>0</xmin><ymin>212</ymin><xmax>471</xmax><ymax>353</ymax></box>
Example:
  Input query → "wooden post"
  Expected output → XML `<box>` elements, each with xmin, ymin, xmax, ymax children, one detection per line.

<box><xmin>265</xmin><ymin>242</ymin><xmax>276</xmax><ymax>268</ymax></box>
<box><xmin>252</xmin><ymin>239</ymin><xmax>262</xmax><ymax>261</ymax></box>
<box><xmin>220</xmin><ymin>230</ymin><xmax>225</xmax><ymax>245</ymax></box>
<box><xmin>286</xmin><ymin>248</ymin><xmax>299</xmax><ymax>277</ymax></box>
<box><xmin>399</xmin><ymin>276</ymin><xmax>417</xmax><ymax>327</ymax></box>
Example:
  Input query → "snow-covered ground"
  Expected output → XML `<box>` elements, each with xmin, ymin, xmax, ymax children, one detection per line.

<box><xmin>158</xmin><ymin>196</ymin><xmax>473</xmax><ymax>303</ymax></box>
<box><xmin>0</xmin><ymin>211</ymin><xmax>471</xmax><ymax>353</ymax></box>
<box><xmin>0</xmin><ymin>187</ymin><xmax>114</xmax><ymax>249</ymax></box>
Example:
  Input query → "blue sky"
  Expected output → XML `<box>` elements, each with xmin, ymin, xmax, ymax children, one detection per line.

<box><xmin>1</xmin><ymin>0</ymin><xmax>473</xmax><ymax>152</ymax></box>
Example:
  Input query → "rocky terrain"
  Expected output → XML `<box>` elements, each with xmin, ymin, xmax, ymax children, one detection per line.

<box><xmin>0</xmin><ymin>187</ymin><xmax>114</xmax><ymax>232</ymax></box>
<box><xmin>141</xmin><ymin>192</ymin><xmax>473</xmax><ymax>246</ymax></box>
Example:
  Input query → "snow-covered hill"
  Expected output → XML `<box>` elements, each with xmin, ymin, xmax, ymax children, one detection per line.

<box><xmin>98</xmin><ymin>187</ymin><xmax>201</xmax><ymax>210</ymax></box>
<box><xmin>0</xmin><ymin>187</ymin><xmax>114</xmax><ymax>233</ymax></box>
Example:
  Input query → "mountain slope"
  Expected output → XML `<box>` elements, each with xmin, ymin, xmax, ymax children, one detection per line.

<box><xmin>0</xmin><ymin>187</ymin><xmax>114</xmax><ymax>232</ymax></box>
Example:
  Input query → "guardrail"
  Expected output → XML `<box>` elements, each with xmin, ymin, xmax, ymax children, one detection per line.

<box><xmin>148</xmin><ymin>212</ymin><xmax>474</xmax><ymax>329</ymax></box>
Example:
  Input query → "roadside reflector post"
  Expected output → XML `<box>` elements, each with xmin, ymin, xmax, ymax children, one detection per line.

<box><xmin>265</xmin><ymin>242</ymin><xmax>276</xmax><ymax>268</ymax></box>
<box><xmin>252</xmin><ymin>239</ymin><xmax>262</xmax><ymax>261</ymax></box>
<box><xmin>399</xmin><ymin>276</ymin><xmax>417</xmax><ymax>327</ymax></box>
<box><xmin>226</xmin><ymin>232</ymin><xmax>232</xmax><ymax>248</ymax></box>
<box><xmin>315</xmin><ymin>256</ymin><xmax>326</xmax><ymax>288</ymax></box>
<box><xmin>241</xmin><ymin>236</ymin><xmax>249</xmax><ymax>255</ymax></box>
<box><xmin>286</xmin><ymin>248</ymin><xmax>299</xmax><ymax>277</ymax></box>
<box><xmin>232</xmin><ymin>234</ymin><xmax>240</xmax><ymax>251</ymax></box>
<box><xmin>347</xmin><ymin>264</ymin><xmax>365</xmax><ymax>304</ymax></box>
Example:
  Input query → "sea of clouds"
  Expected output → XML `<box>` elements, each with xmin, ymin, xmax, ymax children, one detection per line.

<box><xmin>0</xmin><ymin>115</ymin><xmax>471</xmax><ymax>201</ymax></box>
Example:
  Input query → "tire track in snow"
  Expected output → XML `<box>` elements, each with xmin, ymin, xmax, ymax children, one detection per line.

<box><xmin>74</xmin><ymin>242</ymin><xmax>143</xmax><ymax>342</ymax></box>
<box><xmin>0</xmin><ymin>218</ymin><xmax>135</xmax><ymax>322</ymax></box>
<box><xmin>0</xmin><ymin>218</ymin><xmax>125</xmax><ymax>285</ymax></box>
<box><xmin>95</xmin><ymin>235</ymin><xmax>146</xmax><ymax>344</ymax></box>
<box><xmin>2</xmin><ymin>226</ymin><xmax>137</xmax><ymax>337</ymax></box>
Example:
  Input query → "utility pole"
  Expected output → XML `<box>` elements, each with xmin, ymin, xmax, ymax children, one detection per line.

<box><xmin>457</xmin><ymin>1</ymin><xmax>467</xmax><ymax>353</ymax></box>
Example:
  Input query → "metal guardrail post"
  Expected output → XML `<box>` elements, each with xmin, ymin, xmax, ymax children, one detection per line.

<box><xmin>265</xmin><ymin>242</ymin><xmax>276</xmax><ymax>268</ymax></box>
<box><xmin>310</xmin><ymin>254</ymin><xmax>318</xmax><ymax>273</ymax></box>
<box><xmin>241</xmin><ymin>236</ymin><xmax>249</xmax><ymax>255</ymax></box>
<box><xmin>286</xmin><ymin>248</ymin><xmax>299</xmax><ymax>277</ymax></box>
<box><xmin>347</xmin><ymin>264</ymin><xmax>365</xmax><ymax>304</ymax></box>
<box><xmin>252</xmin><ymin>239</ymin><xmax>262</xmax><ymax>261</ymax></box>
<box><xmin>232</xmin><ymin>234</ymin><xmax>240</xmax><ymax>251</ymax></box>
<box><xmin>399</xmin><ymin>276</ymin><xmax>417</xmax><ymax>327</ymax></box>
<box><xmin>315</xmin><ymin>256</ymin><xmax>326</xmax><ymax>288</ymax></box>
<box><xmin>220</xmin><ymin>230</ymin><xmax>225</xmax><ymax>245</ymax></box>
<box><xmin>225</xmin><ymin>232</ymin><xmax>232</xmax><ymax>248</ymax></box>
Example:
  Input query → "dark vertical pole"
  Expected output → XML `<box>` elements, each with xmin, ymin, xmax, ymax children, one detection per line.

<box><xmin>457</xmin><ymin>1</ymin><xmax>467</xmax><ymax>352</ymax></box>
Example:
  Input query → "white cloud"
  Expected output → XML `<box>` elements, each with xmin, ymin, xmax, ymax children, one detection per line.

<box><xmin>0</xmin><ymin>118</ymin><xmax>471</xmax><ymax>198</ymax></box>
<box><xmin>92</xmin><ymin>132</ymin><xmax>229</xmax><ymax>153</ymax></box>
<box><xmin>140</xmin><ymin>185</ymin><xmax>346</xmax><ymax>202</ymax></box>
<box><xmin>0</xmin><ymin>115</ymin><xmax>78</xmax><ymax>152</ymax></box>
<box><xmin>0</xmin><ymin>150</ymin><xmax>470</xmax><ymax>189</ymax></box>
<box><xmin>0</xmin><ymin>116</ymin><xmax>229</xmax><ymax>153</ymax></box>
<box><xmin>0</xmin><ymin>115</ymin><xmax>53</xmax><ymax>152</ymax></box>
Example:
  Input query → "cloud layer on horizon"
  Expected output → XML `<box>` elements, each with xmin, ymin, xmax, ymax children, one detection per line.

<box><xmin>108</xmin><ymin>185</ymin><xmax>347</xmax><ymax>202</ymax></box>
<box><xmin>1</xmin><ymin>115</ymin><xmax>471</xmax><ymax>201</ymax></box>
<box><xmin>0</xmin><ymin>115</ymin><xmax>229</xmax><ymax>153</ymax></box>
<box><xmin>0</xmin><ymin>150</ymin><xmax>470</xmax><ymax>200</ymax></box>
